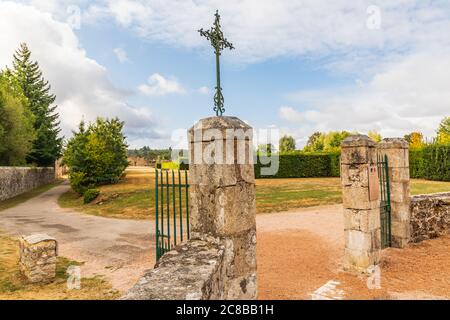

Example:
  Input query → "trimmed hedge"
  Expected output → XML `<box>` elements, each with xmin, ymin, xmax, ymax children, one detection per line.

<box><xmin>255</xmin><ymin>152</ymin><xmax>340</xmax><ymax>179</ymax></box>
<box><xmin>410</xmin><ymin>145</ymin><xmax>450</xmax><ymax>181</ymax></box>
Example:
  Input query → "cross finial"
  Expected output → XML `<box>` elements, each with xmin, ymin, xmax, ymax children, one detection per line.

<box><xmin>199</xmin><ymin>10</ymin><xmax>234</xmax><ymax>116</ymax></box>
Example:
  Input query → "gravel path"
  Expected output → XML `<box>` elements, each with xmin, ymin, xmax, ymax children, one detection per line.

<box><xmin>1</xmin><ymin>184</ymin><xmax>448</xmax><ymax>299</ymax></box>
<box><xmin>0</xmin><ymin>182</ymin><xmax>155</xmax><ymax>293</ymax></box>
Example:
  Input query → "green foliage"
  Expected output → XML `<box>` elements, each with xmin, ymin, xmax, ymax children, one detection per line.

<box><xmin>69</xmin><ymin>171</ymin><xmax>89</xmax><ymax>195</ymax></box>
<box><xmin>437</xmin><ymin>116</ymin><xmax>450</xmax><ymax>144</ymax></box>
<box><xmin>128</xmin><ymin>147</ymin><xmax>174</xmax><ymax>162</ymax></box>
<box><xmin>0</xmin><ymin>72</ymin><xmax>35</xmax><ymax>165</ymax></box>
<box><xmin>368</xmin><ymin>130</ymin><xmax>382</xmax><ymax>143</ymax></box>
<box><xmin>63</xmin><ymin>118</ymin><xmax>128</xmax><ymax>195</ymax></box>
<box><xmin>83</xmin><ymin>189</ymin><xmax>100</xmax><ymax>204</ymax></box>
<box><xmin>257</xmin><ymin>143</ymin><xmax>274</xmax><ymax>156</ymax></box>
<box><xmin>409</xmin><ymin>145</ymin><xmax>450</xmax><ymax>181</ymax></box>
<box><xmin>10</xmin><ymin>43</ymin><xmax>62</xmax><ymax>166</ymax></box>
<box><xmin>255</xmin><ymin>152</ymin><xmax>341</xmax><ymax>178</ymax></box>
<box><xmin>279</xmin><ymin>135</ymin><xmax>296</xmax><ymax>153</ymax></box>
<box><xmin>404</xmin><ymin>132</ymin><xmax>425</xmax><ymax>149</ymax></box>
<box><xmin>304</xmin><ymin>131</ymin><xmax>351</xmax><ymax>152</ymax></box>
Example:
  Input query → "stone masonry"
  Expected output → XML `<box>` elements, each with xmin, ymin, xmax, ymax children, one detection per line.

<box><xmin>341</xmin><ymin>135</ymin><xmax>381</xmax><ymax>273</ymax></box>
<box><xmin>19</xmin><ymin>234</ymin><xmax>57</xmax><ymax>284</ymax></box>
<box><xmin>188</xmin><ymin>116</ymin><xmax>257</xmax><ymax>299</ymax></box>
<box><xmin>123</xmin><ymin>116</ymin><xmax>257</xmax><ymax>300</ymax></box>
<box><xmin>0</xmin><ymin>167</ymin><xmax>55</xmax><ymax>201</ymax></box>
<box><xmin>410</xmin><ymin>192</ymin><xmax>450</xmax><ymax>243</ymax></box>
<box><xmin>378</xmin><ymin>138</ymin><xmax>411</xmax><ymax>247</ymax></box>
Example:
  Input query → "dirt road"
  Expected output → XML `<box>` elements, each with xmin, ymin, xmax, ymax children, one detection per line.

<box><xmin>0</xmin><ymin>182</ymin><xmax>155</xmax><ymax>293</ymax></box>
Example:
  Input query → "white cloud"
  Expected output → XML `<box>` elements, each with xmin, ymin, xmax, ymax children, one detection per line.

<box><xmin>0</xmin><ymin>1</ymin><xmax>162</xmax><ymax>146</ymax></box>
<box><xmin>79</xmin><ymin>0</ymin><xmax>450</xmax><ymax>69</ymax></box>
<box><xmin>138</xmin><ymin>73</ymin><xmax>186</xmax><ymax>96</ymax></box>
<box><xmin>280</xmin><ymin>49</ymin><xmax>450</xmax><ymax>142</ymax></box>
<box><xmin>113</xmin><ymin>47</ymin><xmax>129</xmax><ymax>63</ymax></box>
<box><xmin>198</xmin><ymin>86</ymin><xmax>209</xmax><ymax>94</ymax></box>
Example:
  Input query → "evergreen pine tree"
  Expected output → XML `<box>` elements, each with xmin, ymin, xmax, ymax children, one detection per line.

<box><xmin>11</xmin><ymin>43</ymin><xmax>62</xmax><ymax>166</ymax></box>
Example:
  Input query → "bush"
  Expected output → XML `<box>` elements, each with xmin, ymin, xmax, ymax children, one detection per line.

<box><xmin>69</xmin><ymin>171</ymin><xmax>89</xmax><ymax>195</ymax></box>
<box><xmin>83</xmin><ymin>189</ymin><xmax>100</xmax><ymax>204</ymax></box>
<box><xmin>63</xmin><ymin>118</ymin><xmax>128</xmax><ymax>195</ymax></box>
<box><xmin>255</xmin><ymin>152</ymin><xmax>340</xmax><ymax>178</ymax></box>
<box><xmin>421</xmin><ymin>144</ymin><xmax>450</xmax><ymax>181</ymax></box>
<box><xmin>409</xmin><ymin>145</ymin><xmax>450</xmax><ymax>181</ymax></box>
<box><xmin>409</xmin><ymin>149</ymin><xmax>425</xmax><ymax>178</ymax></box>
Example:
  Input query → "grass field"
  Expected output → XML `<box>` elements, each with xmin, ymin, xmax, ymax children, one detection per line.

<box><xmin>0</xmin><ymin>180</ymin><xmax>63</xmax><ymax>212</ymax></box>
<box><xmin>58</xmin><ymin>167</ymin><xmax>450</xmax><ymax>219</ymax></box>
<box><xmin>0</xmin><ymin>236</ymin><xmax>119</xmax><ymax>300</ymax></box>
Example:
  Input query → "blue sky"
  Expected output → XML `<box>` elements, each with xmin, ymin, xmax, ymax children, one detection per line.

<box><xmin>1</xmin><ymin>1</ymin><xmax>450</xmax><ymax>149</ymax></box>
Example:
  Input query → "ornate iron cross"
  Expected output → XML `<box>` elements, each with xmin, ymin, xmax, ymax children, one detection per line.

<box><xmin>199</xmin><ymin>10</ymin><xmax>234</xmax><ymax>116</ymax></box>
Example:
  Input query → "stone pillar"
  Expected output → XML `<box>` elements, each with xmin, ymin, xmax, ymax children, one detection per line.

<box><xmin>378</xmin><ymin>138</ymin><xmax>411</xmax><ymax>248</ymax></box>
<box><xmin>19</xmin><ymin>234</ymin><xmax>57</xmax><ymax>283</ymax></box>
<box><xmin>341</xmin><ymin>135</ymin><xmax>381</xmax><ymax>273</ymax></box>
<box><xmin>188</xmin><ymin>116</ymin><xmax>257</xmax><ymax>300</ymax></box>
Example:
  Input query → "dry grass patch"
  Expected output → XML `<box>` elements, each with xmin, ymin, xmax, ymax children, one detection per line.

<box><xmin>58</xmin><ymin>168</ymin><xmax>450</xmax><ymax>219</ymax></box>
<box><xmin>0</xmin><ymin>236</ymin><xmax>119</xmax><ymax>300</ymax></box>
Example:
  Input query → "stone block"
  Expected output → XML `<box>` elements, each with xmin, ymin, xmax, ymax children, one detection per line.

<box><xmin>189</xmin><ymin>183</ymin><xmax>256</xmax><ymax>237</ymax></box>
<box><xmin>390</xmin><ymin>202</ymin><xmax>411</xmax><ymax>221</ymax></box>
<box><xmin>190</xmin><ymin>164</ymin><xmax>254</xmax><ymax>186</ymax></box>
<box><xmin>343</xmin><ymin>248</ymin><xmax>380</xmax><ymax>273</ymax></box>
<box><xmin>19</xmin><ymin>234</ymin><xmax>57</xmax><ymax>284</ymax></box>
<box><xmin>341</xmin><ymin>164</ymin><xmax>370</xmax><ymax>188</ymax></box>
<box><xmin>344</xmin><ymin>208</ymin><xmax>380</xmax><ymax>232</ymax></box>
<box><xmin>390</xmin><ymin>167</ymin><xmax>410</xmax><ymax>183</ymax></box>
<box><xmin>342</xmin><ymin>185</ymin><xmax>377</xmax><ymax>210</ymax></box>
<box><xmin>189</xmin><ymin>140</ymin><xmax>253</xmax><ymax>166</ymax></box>
<box><xmin>188</xmin><ymin>116</ymin><xmax>253</xmax><ymax>143</ymax></box>
<box><xmin>378</xmin><ymin>148</ymin><xmax>409</xmax><ymax>168</ymax></box>
<box><xmin>389</xmin><ymin>181</ymin><xmax>410</xmax><ymax>203</ymax></box>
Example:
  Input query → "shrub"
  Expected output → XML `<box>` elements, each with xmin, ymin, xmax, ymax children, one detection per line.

<box><xmin>63</xmin><ymin>118</ymin><xmax>128</xmax><ymax>195</ymax></box>
<box><xmin>409</xmin><ymin>145</ymin><xmax>450</xmax><ymax>181</ymax></box>
<box><xmin>69</xmin><ymin>171</ymin><xmax>89</xmax><ymax>195</ymax></box>
<box><xmin>83</xmin><ymin>189</ymin><xmax>100</xmax><ymax>204</ymax></box>
<box><xmin>409</xmin><ymin>149</ymin><xmax>425</xmax><ymax>179</ymax></box>
<box><xmin>255</xmin><ymin>152</ymin><xmax>340</xmax><ymax>178</ymax></box>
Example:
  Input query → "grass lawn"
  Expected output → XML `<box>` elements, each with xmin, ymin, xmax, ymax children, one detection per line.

<box><xmin>0</xmin><ymin>236</ymin><xmax>119</xmax><ymax>300</ymax></box>
<box><xmin>58</xmin><ymin>167</ymin><xmax>450</xmax><ymax>218</ymax></box>
<box><xmin>0</xmin><ymin>180</ymin><xmax>64</xmax><ymax>212</ymax></box>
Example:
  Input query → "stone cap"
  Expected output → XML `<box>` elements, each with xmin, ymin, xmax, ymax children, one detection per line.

<box><xmin>341</xmin><ymin>135</ymin><xmax>376</xmax><ymax>148</ymax></box>
<box><xmin>21</xmin><ymin>234</ymin><xmax>56</xmax><ymax>245</ymax></box>
<box><xmin>378</xmin><ymin>138</ymin><xmax>408</xmax><ymax>149</ymax></box>
<box><xmin>189</xmin><ymin>116</ymin><xmax>252</xmax><ymax>142</ymax></box>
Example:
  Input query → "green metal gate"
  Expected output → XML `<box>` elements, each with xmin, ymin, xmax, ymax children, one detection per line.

<box><xmin>155</xmin><ymin>169</ymin><xmax>190</xmax><ymax>261</ymax></box>
<box><xmin>377</xmin><ymin>154</ymin><xmax>392</xmax><ymax>248</ymax></box>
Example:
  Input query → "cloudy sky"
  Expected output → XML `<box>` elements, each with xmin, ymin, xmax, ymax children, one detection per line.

<box><xmin>1</xmin><ymin>0</ymin><xmax>449</xmax><ymax>148</ymax></box>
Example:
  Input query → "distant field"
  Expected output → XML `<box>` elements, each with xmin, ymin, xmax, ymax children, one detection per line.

<box><xmin>58</xmin><ymin>168</ymin><xmax>450</xmax><ymax>219</ymax></box>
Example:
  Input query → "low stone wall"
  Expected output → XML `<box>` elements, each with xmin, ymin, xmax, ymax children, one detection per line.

<box><xmin>410</xmin><ymin>192</ymin><xmax>450</xmax><ymax>243</ymax></box>
<box><xmin>123</xmin><ymin>234</ymin><xmax>257</xmax><ymax>300</ymax></box>
<box><xmin>0</xmin><ymin>167</ymin><xmax>55</xmax><ymax>201</ymax></box>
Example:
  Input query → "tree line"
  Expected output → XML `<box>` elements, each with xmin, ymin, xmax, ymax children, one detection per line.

<box><xmin>0</xmin><ymin>43</ymin><xmax>61</xmax><ymax>166</ymax></box>
<box><xmin>259</xmin><ymin>119</ymin><xmax>450</xmax><ymax>155</ymax></box>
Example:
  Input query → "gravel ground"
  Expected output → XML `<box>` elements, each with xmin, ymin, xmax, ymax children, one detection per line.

<box><xmin>256</xmin><ymin>206</ymin><xmax>450</xmax><ymax>300</ymax></box>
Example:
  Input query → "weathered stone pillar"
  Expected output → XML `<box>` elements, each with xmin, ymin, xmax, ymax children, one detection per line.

<box><xmin>19</xmin><ymin>234</ymin><xmax>57</xmax><ymax>283</ymax></box>
<box><xmin>378</xmin><ymin>138</ymin><xmax>410</xmax><ymax>248</ymax></box>
<box><xmin>188</xmin><ymin>116</ymin><xmax>257</xmax><ymax>299</ymax></box>
<box><xmin>341</xmin><ymin>135</ymin><xmax>381</xmax><ymax>273</ymax></box>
